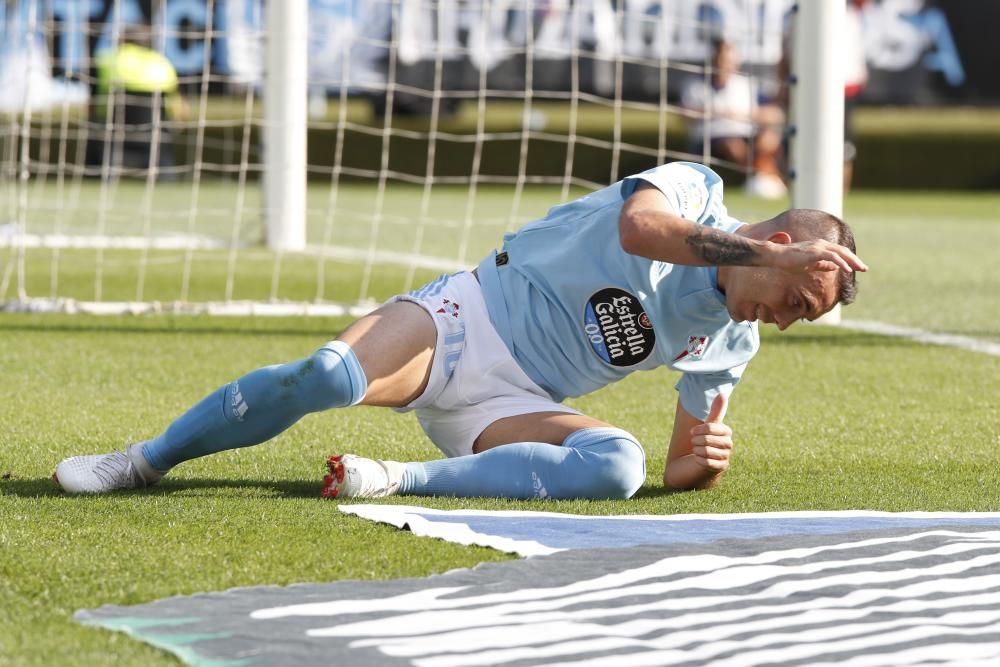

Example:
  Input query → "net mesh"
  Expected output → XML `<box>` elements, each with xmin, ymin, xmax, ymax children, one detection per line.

<box><xmin>0</xmin><ymin>0</ymin><xmax>788</xmax><ymax>315</ymax></box>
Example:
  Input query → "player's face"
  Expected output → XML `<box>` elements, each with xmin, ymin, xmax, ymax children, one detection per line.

<box><xmin>724</xmin><ymin>266</ymin><xmax>839</xmax><ymax>331</ymax></box>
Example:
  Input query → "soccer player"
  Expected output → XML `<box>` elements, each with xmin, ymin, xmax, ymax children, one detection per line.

<box><xmin>54</xmin><ymin>162</ymin><xmax>866</xmax><ymax>500</ymax></box>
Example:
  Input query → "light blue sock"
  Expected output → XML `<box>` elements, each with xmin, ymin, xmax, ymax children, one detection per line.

<box><xmin>141</xmin><ymin>341</ymin><xmax>367</xmax><ymax>472</ymax></box>
<box><xmin>399</xmin><ymin>427</ymin><xmax>646</xmax><ymax>500</ymax></box>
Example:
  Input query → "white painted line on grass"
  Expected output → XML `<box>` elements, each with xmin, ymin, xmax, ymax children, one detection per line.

<box><xmin>838</xmin><ymin>319</ymin><xmax>1000</xmax><ymax>357</ymax></box>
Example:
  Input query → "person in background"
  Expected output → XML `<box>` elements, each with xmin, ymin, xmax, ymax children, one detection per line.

<box><xmin>777</xmin><ymin>0</ymin><xmax>868</xmax><ymax>192</ymax></box>
<box><xmin>843</xmin><ymin>0</ymin><xmax>869</xmax><ymax>192</ymax></box>
<box><xmin>681</xmin><ymin>36</ymin><xmax>787</xmax><ymax>200</ymax></box>
<box><xmin>86</xmin><ymin>22</ymin><xmax>187</xmax><ymax>177</ymax></box>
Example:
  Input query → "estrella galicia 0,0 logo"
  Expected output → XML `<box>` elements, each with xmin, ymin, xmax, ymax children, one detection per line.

<box><xmin>583</xmin><ymin>288</ymin><xmax>655</xmax><ymax>366</ymax></box>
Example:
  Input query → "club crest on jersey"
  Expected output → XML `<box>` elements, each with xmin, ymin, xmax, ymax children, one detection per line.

<box><xmin>665</xmin><ymin>167</ymin><xmax>708</xmax><ymax>215</ymax></box>
<box><xmin>583</xmin><ymin>288</ymin><xmax>655</xmax><ymax>367</ymax></box>
<box><xmin>673</xmin><ymin>335</ymin><xmax>709</xmax><ymax>362</ymax></box>
<box><xmin>435</xmin><ymin>298</ymin><xmax>460</xmax><ymax>318</ymax></box>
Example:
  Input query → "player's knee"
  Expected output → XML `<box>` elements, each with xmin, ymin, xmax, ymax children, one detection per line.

<box><xmin>294</xmin><ymin>341</ymin><xmax>368</xmax><ymax>412</ymax></box>
<box><xmin>599</xmin><ymin>432</ymin><xmax>646</xmax><ymax>500</ymax></box>
<box><xmin>565</xmin><ymin>428</ymin><xmax>646</xmax><ymax>500</ymax></box>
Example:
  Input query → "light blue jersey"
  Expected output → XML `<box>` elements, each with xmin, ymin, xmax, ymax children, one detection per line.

<box><xmin>476</xmin><ymin>162</ymin><xmax>759</xmax><ymax>420</ymax></box>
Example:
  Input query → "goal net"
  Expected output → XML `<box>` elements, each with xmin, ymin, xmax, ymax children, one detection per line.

<box><xmin>0</xmin><ymin>0</ymin><xmax>791</xmax><ymax>316</ymax></box>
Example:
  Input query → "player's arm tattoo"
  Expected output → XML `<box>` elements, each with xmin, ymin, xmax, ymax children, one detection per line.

<box><xmin>685</xmin><ymin>226</ymin><xmax>758</xmax><ymax>265</ymax></box>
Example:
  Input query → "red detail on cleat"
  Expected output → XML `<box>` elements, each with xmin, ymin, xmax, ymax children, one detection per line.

<box><xmin>320</xmin><ymin>455</ymin><xmax>345</xmax><ymax>499</ymax></box>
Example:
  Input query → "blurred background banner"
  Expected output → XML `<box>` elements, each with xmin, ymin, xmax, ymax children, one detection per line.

<box><xmin>2</xmin><ymin>0</ymin><xmax>997</xmax><ymax>112</ymax></box>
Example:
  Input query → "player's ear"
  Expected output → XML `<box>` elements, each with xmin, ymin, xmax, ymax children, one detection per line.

<box><xmin>767</xmin><ymin>231</ymin><xmax>792</xmax><ymax>245</ymax></box>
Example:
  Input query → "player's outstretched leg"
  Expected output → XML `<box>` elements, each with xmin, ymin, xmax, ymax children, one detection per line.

<box><xmin>54</xmin><ymin>341</ymin><xmax>368</xmax><ymax>494</ymax></box>
<box><xmin>322</xmin><ymin>427</ymin><xmax>646</xmax><ymax>500</ymax></box>
<box><xmin>54</xmin><ymin>300</ymin><xmax>436</xmax><ymax>495</ymax></box>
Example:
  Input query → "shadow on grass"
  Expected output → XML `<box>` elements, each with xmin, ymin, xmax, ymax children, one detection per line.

<box><xmin>2</xmin><ymin>477</ymin><xmax>695</xmax><ymax>503</ymax></box>
<box><xmin>0</xmin><ymin>477</ymin><xmax>64</xmax><ymax>497</ymax></box>
<box><xmin>630</xmin><ymin>486</ymin><xmax>692</xmax><ymax>500</ymax></box>
<box><xmin>0</xmin><ymin>476</ymin><xmax>325</xmax><ymax>500</ymax></box>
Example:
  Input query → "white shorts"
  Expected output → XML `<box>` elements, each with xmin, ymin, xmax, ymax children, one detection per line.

<box><xmin>390</xmin><ymin>271</ymin><xmax>580</xmax><ymax>458</ymax></box>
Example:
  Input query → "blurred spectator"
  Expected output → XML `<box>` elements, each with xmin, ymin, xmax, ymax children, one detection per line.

<box><xmin>0</xmin><ymin>25</ymin><xmax>87</xmax><ymax>113</ymax></box>
<box><xmin>843</xmin><ymin>0</ymin><xmax>869</xmax><ymax>191</ymax></box>
<box><xmin>681</xmin><ymin>36</ymin><xmax>787</xmax><ymax>199</ymax></box>
<box><xmin>86</xmin><ymin>23</ymin><xmax>188</xmax><ymax>176</ymax></box>
<box><xmin>777</xmin><ymin>1</ymin><xmax>868</xmax><ymax>193</ymax></box>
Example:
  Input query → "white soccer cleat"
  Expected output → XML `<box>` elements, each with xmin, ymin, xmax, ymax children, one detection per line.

<box><xmin>53</xmin><ymin>444</ymin><xmax>161</xmax><ymax>494</ymax></box>
<box><xmin>322</xmin><ymin>454</ymin><xmax>404</xmax><ymax>499</ymax></box>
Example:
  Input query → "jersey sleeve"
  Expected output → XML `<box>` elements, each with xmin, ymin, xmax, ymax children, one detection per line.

<box><xmin>675</xmin><ymin>362</ymin><xmax>747</xmax><ymax>421</ymax></box>
<box><xmin>623</xmin><ymin>162</ymin><xmax>722</xmax><ymax>223</ymax></box>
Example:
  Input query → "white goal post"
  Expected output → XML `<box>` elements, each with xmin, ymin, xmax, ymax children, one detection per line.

<box><xmin>789</xmin><ymin>0</ymin><xmax>846</xmax><ymax>324</ymax></box>
<box><xmin>0</xmin><ymin>0</ymin><xmax>843</xmax><ymax>317</ymax></box>
<box><xmin>264</xmin><ymin>0</ymin><xmax>307</xmax><ymax>253</ymax></box>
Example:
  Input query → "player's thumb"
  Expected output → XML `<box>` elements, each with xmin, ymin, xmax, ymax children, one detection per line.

<box><xmin>707</xmin><ymin>393</ymin><xmax>728</xmax><ymax>424</ymax></box>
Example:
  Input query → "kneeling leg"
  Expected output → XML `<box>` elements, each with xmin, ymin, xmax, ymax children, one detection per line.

<box><xmin>400</xmin><ymin>426</ymin><xmax>646</xmax><ymax>500</ymax></box>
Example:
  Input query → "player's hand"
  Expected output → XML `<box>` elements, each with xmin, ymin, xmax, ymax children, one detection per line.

<box><xmin>771</xmin><ymin>239</ymin><xmax>868</xmax><ymax>274</ymax></box>
<box><xmin>689</xmin><ymin>393</ymin><xmax>732</xmax><ymax>473</ymax></box>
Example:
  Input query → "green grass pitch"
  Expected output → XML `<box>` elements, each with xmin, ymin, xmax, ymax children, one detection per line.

<box><xmin>1</xmin><ymin>186</ymin><xmax>1000</xmax><ymax>665</ymax></box>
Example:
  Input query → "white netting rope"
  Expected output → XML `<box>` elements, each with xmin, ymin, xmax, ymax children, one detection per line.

<box><xmin>1</xmin><ymin>0</ymin><xmax>786</xmax><ymax>316</ymax></box>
